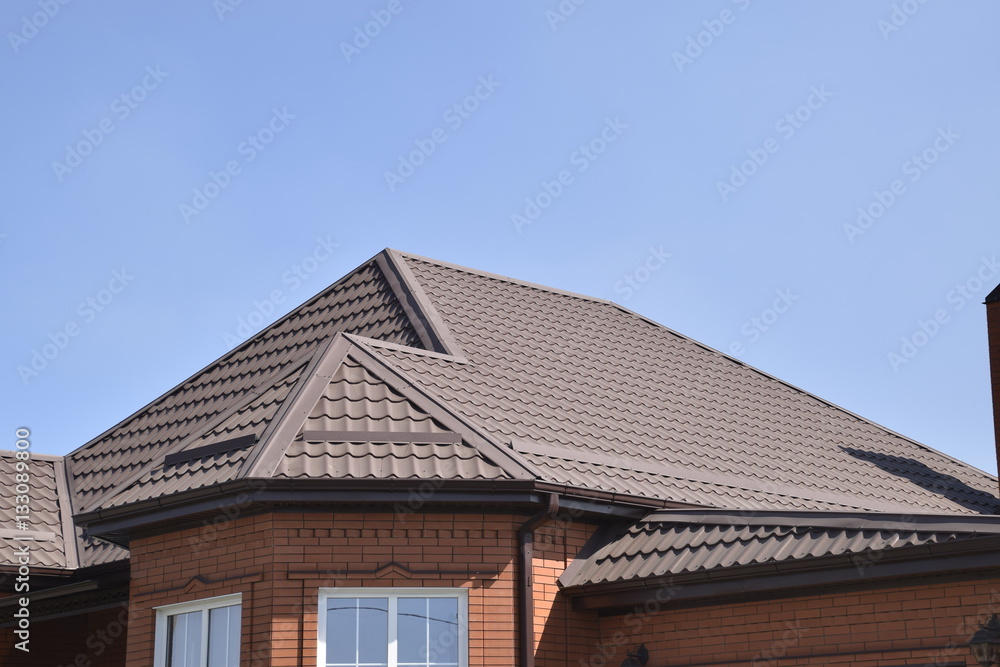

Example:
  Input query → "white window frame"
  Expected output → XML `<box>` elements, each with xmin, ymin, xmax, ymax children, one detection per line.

<box><xmin>153</xmin><ymin>592</ymin><xmax>242</xmax><ymax>667</ymax></box>
<box><xmin>317</xmin><ymin>587</ymin><xmax>469</xmax><ymax>667</ymax></box>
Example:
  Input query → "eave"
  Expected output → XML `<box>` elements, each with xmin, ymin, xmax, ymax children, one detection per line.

<box><xmin>563</xmin><ymin>532</ymin><xmax>1000</xmax><ymax>613</ymax></box>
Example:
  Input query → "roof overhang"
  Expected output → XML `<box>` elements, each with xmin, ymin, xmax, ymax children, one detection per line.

<box><xmin>73</xmin><ymin>478</ymin><xmax>690</xmax><ymax>547</ymax></box>
<box><xmin>563</xmin><ymin>530</ymin><xmax>1000</xmax><ymax>614</ymax></box>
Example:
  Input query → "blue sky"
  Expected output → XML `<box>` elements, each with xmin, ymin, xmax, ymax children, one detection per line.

<box><xmin>3</xmin><ymin>1</ymin><xmax>999</xmax><ymax>475</ymax></box>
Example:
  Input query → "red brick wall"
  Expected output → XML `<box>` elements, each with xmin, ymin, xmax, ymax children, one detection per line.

<box><xmin>594</xmin><ymin>576</ymin><xmax>1000</xmax><ymax>667</ymax></box>
<box><xmin>125</xmin><ymin>511</ymin><xmax>526</xmax><ymax>666</ymax></box>
<box><xmin>534</xmin><ymin>512</ymin><xmax>601</xmax><ymax>666</ymax></box>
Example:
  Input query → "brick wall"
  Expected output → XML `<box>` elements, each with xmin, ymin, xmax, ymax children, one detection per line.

<box><xmin>125</xmin><ymin>511</ymin><xmax>530</xmax><ymax>666</ymax></box>
<box><xmin>594</xmin><ymin>576</ymin><xmax>1000</xmax><ymax>667</ymax></box>
<box><xmin>534</xmin><ymin>512</ymin><xmax>601</xmax><ymax>666</ymax></box>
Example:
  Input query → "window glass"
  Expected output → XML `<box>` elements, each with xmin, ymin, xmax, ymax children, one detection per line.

<box><xmin>157</xmin><ymin>595</ymin><xmax>241</xmax><ymax>667</ymax></box>
<box><xmin>427</xmin><ymin>597</ymin><xmax>459</xmax><ymax>666</ymax></box>
<box><xmin>167</xmin><ymin>610</ymin><xmax>202</xmax><ymax>667</ymax></box>
<box><xmin>327</xmin><ymin>597</ymin><xmax>388</xmax><ymax>667</ymax></box>
<box><xmin>208</xmin><ymin>604</ymin><xmax>241</xmax><ymax>667</ymax></box>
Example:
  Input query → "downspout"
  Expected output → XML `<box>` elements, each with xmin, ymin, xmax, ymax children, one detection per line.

<box><xmin>518</xmin><ymin>493</ymin><xmax>559</xmax><ymax>667</ymax></box>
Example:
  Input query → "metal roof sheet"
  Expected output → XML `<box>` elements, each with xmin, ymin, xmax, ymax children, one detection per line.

<box><xmin>361</xmin><ymin>252</ymin><xmax>1000</xmax><ymax>515</ymax></box>
<box><xmin>0</xmin><ymin>454</ymin><xmax>71</xmax><ymax>570</ymax></box>
<box><xmin>559</xmin><ymin>513</ymin><xmax>1000</xmax><ymax>588</ymax></box>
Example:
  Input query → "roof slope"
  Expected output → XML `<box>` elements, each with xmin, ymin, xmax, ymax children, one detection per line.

<box><xmin>360</xmin><ymin>252</ymin><xmax>1000</xmax><ymax>515</ymax></box>
<box><xmin>0</xmin><ymin>454</ymin><xmax>76</xmax><ymax>572</ymax></box>
<box><xmin>559</xmin><ymin>511</ymin><xmax>1000</xmax><ymax>589</ymax></box>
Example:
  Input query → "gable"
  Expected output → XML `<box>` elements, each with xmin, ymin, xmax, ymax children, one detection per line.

<box><xmin>276</xmin><ymin>359</ymin><xmax>508</xmax><ymax>480</ymax></box>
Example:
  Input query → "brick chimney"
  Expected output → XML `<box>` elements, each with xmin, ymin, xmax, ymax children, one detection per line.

<box><xmin>987</xmin><ymin>282</ymin><xmax>1000</xmax><ymax>493</ymax></box>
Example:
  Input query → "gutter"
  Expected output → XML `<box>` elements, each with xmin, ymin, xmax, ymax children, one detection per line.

<box><xmin>517</xmin><ymin>493</ymin><xmax>558</xmax><ymax>667</ymax></box>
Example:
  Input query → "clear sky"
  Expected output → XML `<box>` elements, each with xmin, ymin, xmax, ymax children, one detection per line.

<box><xmin>3</xmin><ymin>1</ymin><xmax>999</xmax><ymax>476</ymax></box>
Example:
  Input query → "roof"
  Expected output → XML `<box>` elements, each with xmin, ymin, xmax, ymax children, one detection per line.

<box><xmin>7</xmin><ymin>248</ymin><xmax>1000</xmax><ymax>574</ymax></box>
<box><xmin>361</xmin><ymin>251</ymin><xmax>1000</xmax><ymax>515</ymax></box>
<box><xmin>559</xmin><ymin>510</ymin><xmax>1000</xmax><ymax>590</ymax></box>
<box><xmin>0</xmin><ymin>453</ymin><xmax>77</xmax><ymax>572</ymax></box>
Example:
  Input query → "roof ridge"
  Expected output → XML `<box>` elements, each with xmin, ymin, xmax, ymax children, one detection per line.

<box><xmin>240</xmin><ymin>334</ymin><xmax>355</xmax><ymax>478</ymax></box>
<box><xmin>379</xmin><ymin>249</ymin><xmax>465</xmax><ymax>359</ymax></box>
<box><xmin>390</xmin><ymin>249</ymin><xmax>618</xmax><ymax>308</ymax></box>
<box><xmin>347</xmin><ymin>334</ymin><xmax>468</xmax><ymax>364</ymax></box>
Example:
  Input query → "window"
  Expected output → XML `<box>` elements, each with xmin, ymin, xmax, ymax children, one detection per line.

<box><xmin>318</xmin><ymin>588</ymin><xmax>468</xmax><ymax>667</ymax></box>
<box><xmin>153</xmin><ymin>593</ymin><xmax>241</xmax><ymax>667</ymax></box>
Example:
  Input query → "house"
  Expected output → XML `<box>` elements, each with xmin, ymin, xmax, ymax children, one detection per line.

<box><xmin>3</xmin><ymin>248</ymin><xmax>1000</xmax><ymax>667</ymax></box>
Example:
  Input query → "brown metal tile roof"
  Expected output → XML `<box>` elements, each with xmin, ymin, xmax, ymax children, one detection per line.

<box><xmin>276</xmin><ymin>356</ymin><xmax>508</xmax><ymax>480</ymax></box>
<box><xmin>0</xmin><ymin>454</ymin><xmax>75</xmax><ymax>571</ymax></box>
<box><xmin>104</xmin><ymin>367</ymin><xmax>305</xmax><ymax>508</ymax></box>
<box><xmin>559</xmin><ymin>511</ymin><xmax>1000</xmax><ymax>588</ymax></box>
<box><xmin>278</xmin><ymin>441</ymin><xmax>507</xmax><ymax>480</ymax></box>
<box><xmin>360</xmin><ymin>252</ymin><xmax>1000</xmax><ymax>515</ymax></box>
<box><xmin>12</xmin><ymin>248</ymin><xmax>1000</xmax><ymax>575</ymax></box>
<box><xmin>67</xmin><ymin>258</ymin><xmax>423</xmax><ymax>515</ymax></box>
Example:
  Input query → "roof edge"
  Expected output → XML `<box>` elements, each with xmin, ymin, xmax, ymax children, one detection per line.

<box><xmin>562</xmin><ymin>532</ymin><xmax>1000</xmax><ymax>610</ymax></box>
